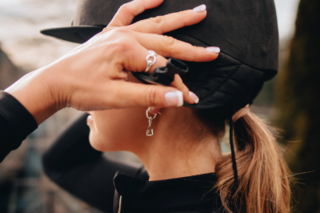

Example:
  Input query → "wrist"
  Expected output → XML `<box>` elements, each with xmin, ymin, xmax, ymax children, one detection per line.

<box><xmin>5</xmin><ymin>68</ymin><xmax>62</xmax><ymax>124</ymax></box>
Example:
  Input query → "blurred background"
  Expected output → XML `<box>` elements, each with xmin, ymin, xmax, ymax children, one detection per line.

<box><xmin>0</xmin><ymin>0</ymin><xmax>318</xmax><ymax>212</ymax></box>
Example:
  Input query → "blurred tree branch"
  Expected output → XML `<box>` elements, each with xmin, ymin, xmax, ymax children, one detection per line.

<box><xmin>275</xmin><ymin>0</ymin><xmax>320</xmax><ymax>212</ymax></box>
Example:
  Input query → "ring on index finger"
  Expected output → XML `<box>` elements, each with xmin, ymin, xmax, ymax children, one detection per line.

<box><xmin>145</xmin><ymin>50</ymin><xmax>157</xmax><ymax>72</ymax></box>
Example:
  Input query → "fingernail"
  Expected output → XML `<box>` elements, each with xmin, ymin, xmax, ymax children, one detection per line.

<box><xmin>206</xmin><ymin>46</ymin><xmax>220</xmax><ymax>54</ymax></box>
<box><xmin>87</xmin><ymin>115</ymin><xmax>93</xmax><ymax>124</ymax></box>
<box><xmin>193</xmin><ymin>4</ymin><xmax>206</xmax><ymax>13</ymax></box>
<box><xmin>165</xmin><ymin>91</ymin><xmax>183</xmax><ymax>106</ymax></box>
<box><xmin>189</xmin><ymin>91</ymin><xmax>199</xmax><ymax>104</ymax></box>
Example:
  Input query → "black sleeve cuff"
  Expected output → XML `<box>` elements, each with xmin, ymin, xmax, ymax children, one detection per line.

<box><xmin>0</xmin><ymin>91</ymin><xmax>38</xmax><ymax>162</ymax></box>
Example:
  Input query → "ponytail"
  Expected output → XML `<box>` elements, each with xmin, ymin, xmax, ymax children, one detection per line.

<box><xmin>214</xmin><ymin>111</ymin><xmax>291</xmax><ymax>213</ymax></box>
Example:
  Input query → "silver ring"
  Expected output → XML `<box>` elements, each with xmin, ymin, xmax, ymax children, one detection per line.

<box><xmin>145</xmin><ymin>50</ymin><xmax>157</xmax><ymax>72</ymax></box>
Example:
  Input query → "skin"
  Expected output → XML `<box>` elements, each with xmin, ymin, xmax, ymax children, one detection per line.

<box><xmin>5</xmin><ymin>0</ymin><xmax>219</xmax><ymax>125</ymax></box>
<box><xmin>86</xmin><ymin>1</ymin><xmax>223</xmax><ymax>181</ymax></box>
<box><xmin>88</xmin><ymin>71</ymin><xmax>223</xmax><ymax>182</ymax></box>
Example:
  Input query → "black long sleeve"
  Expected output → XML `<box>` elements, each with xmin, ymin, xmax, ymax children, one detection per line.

<box><xmin>42</xmin><ymin>113</ymin><xmax>148</xmax><ymax>213</ymax></box>
<box><xmin>0</xmin><ymin>91</ymin><xmax>38</xmax><ymax>163</ymax></box>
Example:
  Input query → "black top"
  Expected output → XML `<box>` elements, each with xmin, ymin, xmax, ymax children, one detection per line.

<box><xmin>42</xmin><ymin>113</ymin><xmax>223</xmax><ymax>213</ymax></box>
<box><xmin>113</xmin><ymin>172</ymin><xmax>221</xmax><ymax>213</ymax></box>
<box><xmin>0</xmin><ymin>91</ymin><xmax>38</xmax><ymax>163</ymax></box>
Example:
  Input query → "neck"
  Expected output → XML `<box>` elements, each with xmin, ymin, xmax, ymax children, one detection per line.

<box><xmin>134</xmin><ymin>108</ymin><xmax>222</xmax><ymax>181</ymax></box>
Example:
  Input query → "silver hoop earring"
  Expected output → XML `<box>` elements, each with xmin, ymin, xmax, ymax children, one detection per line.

<box><xmin>146</xmin><ymin>108</ymin><xmax>161</xmax><ymax>136</ymax></box>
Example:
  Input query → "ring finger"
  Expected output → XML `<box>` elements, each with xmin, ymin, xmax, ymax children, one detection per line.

<box><xmin>121</xmin><ymin>44</ymin><xmax>197</xmax><ymax>105</ymax></box>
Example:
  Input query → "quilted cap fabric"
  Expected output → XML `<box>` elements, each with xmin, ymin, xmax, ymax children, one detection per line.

<box><xmin>41</xmin><ymin>0</ymin><xmax>279</xmax><ymax>111</ymax></box>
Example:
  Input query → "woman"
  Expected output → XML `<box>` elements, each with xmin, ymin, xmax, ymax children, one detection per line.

<box><xmin>0</xmin><ymin>0</ymin><xmax>219</xmax><ymax>163</ymax></box>
<box><xmin>43</xmin><ymin>0</ymin><xmax>291</xmax><ymax>212</ymax></box>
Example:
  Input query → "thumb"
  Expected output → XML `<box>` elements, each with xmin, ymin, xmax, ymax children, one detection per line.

<box><xmin>109</xmin><ymin>81</ymin><xmax>183</xmax><ymax>108</ymax></box>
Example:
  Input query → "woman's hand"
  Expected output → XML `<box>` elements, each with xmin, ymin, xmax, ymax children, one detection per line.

<box><xmin>5</xmin><ymin>0</ymin><xmax>219</xmax><ymax>124</ymax></box>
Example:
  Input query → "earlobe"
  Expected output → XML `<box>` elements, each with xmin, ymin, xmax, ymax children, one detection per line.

<box><xmin>148</xmin><ymin>107</ymin><xmax>162</xmax><ymax>115</ymax></box>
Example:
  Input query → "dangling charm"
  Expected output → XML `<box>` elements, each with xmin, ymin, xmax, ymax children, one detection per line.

<box><xmin>146</xmin><ymin>108</ymin><xmax>160</xmax><ymax>136</ymax></box>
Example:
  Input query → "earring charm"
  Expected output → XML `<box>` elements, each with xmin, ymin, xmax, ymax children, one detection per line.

<box><xmin>146</xmin><ymin>108</ymin><xmax>160</xmax><ymax>136</ymax></box>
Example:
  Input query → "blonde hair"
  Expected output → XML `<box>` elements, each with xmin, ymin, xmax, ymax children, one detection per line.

<box><xmin>214</xmin><ymin>111</ymin><xmax>291</xmax><ymax>212</ymax></box>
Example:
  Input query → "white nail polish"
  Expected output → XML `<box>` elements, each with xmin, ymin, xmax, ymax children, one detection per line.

<box><xmin>87</xmin><ymin>115</ymin><xmax>94</xmax><ymax>125</ymax></box>
<box><xmin>193</xmin><ymin>4</ymin><xmax>206</xmax><ymax>13</ymax></box>
<box><xmin>189</xmin><ymin>91</ymin><xmax>199</xmax><ymax>104</ymax></box>
<box><xmin>206</xmin><ymin>46</ymin><xmax>221</xmax><ymax>54</ymax></box>
<box><xmin>165</xmin><ymin>91</ymin><xmax>183</xmax><ymax>107</ymax></box>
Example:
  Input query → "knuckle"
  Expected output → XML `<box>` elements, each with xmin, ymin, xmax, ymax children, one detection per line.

<box><xmin>111</xmin><ymin>38</ymin><xmax>133</xmax><ymax>54</ymax></box>
<box><xmin>119</xmin><ymin>3</ymin><xmax>131</xmax><ymax>13</ymax></box>
<box><xmin>161</xmin><ymin>36</ymin><xmax>179</xmax><ymax>54</ymax></box>
<box><xmin>145</xmin><ymin>87</ymin><xmax>161</xmax><ymax>106</ymax></box>
<box><xmin>149</xmin><ymin>16</ymin><xmax>164</xmax><ymax>25</ymax></box>
<box><xmin>115</xmin><ymin>40</ymin><xmax>130</xmax><ymax>52</ymax></box>
<box><xmin>111</xmin><ymin>27</ymin><xmax>131</xmax><ymax>36</ymax></box>
<box><xmin>162</xmin><ymin>35</ymin><xmax>176</xmax><ymax>46</ymax></box>
<box><xmin>177</xmin><ymin>10</ymin><xmax>188</xmax><ymax>19</ymax></box>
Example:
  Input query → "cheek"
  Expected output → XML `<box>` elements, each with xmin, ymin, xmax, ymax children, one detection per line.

<box><xmin>88</xmin><ymin>108</ymin><xmax>148</xmax><ymax>151</ymax></box>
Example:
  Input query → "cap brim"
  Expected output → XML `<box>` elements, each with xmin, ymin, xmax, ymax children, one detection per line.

<box><xmin>40</xmin><ymin>26</ymin><xmax>104</xmax><ymax>43</ymax></box>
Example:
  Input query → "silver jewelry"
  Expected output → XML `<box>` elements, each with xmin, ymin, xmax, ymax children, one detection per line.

<box><xmin>145</xmin><ymin>50</ymin><xmax>157</xmax><ymax>72</ymax></box>
<box><xmin>146</xmin><ymin>108</ymin><xmax>161</xmax><ymax>136</ymax></box>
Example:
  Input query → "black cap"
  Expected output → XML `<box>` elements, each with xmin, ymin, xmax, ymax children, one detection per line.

<box><xmin>41</xmin><ymin>0</ymin><xmax>279</xmax><ymax>111</ymax></box>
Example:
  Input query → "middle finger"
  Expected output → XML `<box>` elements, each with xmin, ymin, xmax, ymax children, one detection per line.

<box><xmin>133</xmin><ymin>32</ymin><xmax>220</xmax><ymax>62</ymax></box>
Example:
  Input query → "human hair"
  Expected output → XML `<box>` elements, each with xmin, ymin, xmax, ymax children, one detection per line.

<box><xmin>194</xmin><ymin>109</ymin><xmax>291</xmax><ymax>213</ymax></box>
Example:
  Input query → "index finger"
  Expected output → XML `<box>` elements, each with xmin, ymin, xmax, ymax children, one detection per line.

<box><xmin>126</xmin><ymin>5</ymin><xmax>207</xmax><ymax>34</ymax></box>
<box><xmin>108</xmin><ymin>0</ymin><xmax>164</xmax><ymax>27</ymax></box>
